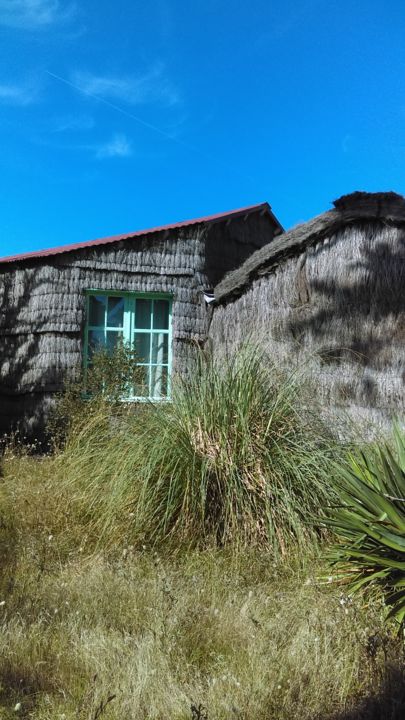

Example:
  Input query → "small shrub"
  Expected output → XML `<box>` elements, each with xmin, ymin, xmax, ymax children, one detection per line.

<box><xmin>326</xmin><ymin>423</ymin><xmax>405</xmax><ymax>627</ymax></box>
<box><xmin>48</xmin><ymin>342</ymin><xmax>142</xmax><ymax>446</ymax></box>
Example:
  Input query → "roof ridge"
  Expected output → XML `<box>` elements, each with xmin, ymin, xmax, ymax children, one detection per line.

<box><xmin>0</xmin><ymin>202</ymin><xmax>279</xmax><ymax>265</ymax></box>
<box><xmin>214</xmin><ymin>191</ymin><xmax>405</xmax><ymax>304</ymax></box>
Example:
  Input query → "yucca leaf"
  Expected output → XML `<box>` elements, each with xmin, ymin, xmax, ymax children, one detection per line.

<box><xmin>392</xmin><ymin>576</ymin><xmax>405</xmax><ymax>588</ymax></box>
<box><xmin>348</xmin><ymin>568</ymin><xmax>391</xmax><ymax>594</ymax></box>
<box><xmin>393</xmin><ymin>422</ymin><xmax>405</xmax><ymax>469</ymax></box>
<box><xmin>383</xmin><ymin>445</ymin><xmax>405</xmax><ymax>498</ymax></box>
<box><xmin>386</xmin><ymin>596</ymin><xmax>405</xmax><ymax>623</ymax></box>
<box><xmin>326</xmin><ymin>424</ymin><xmax>405</xmax><ymax>627</ymax></box>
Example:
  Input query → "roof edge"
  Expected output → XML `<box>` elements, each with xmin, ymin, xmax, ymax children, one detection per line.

<box><xmin>0</xmin><ymin>202</ymin><xmax>281</xmax><ymax>266</ymax></box>
<box><xmin>214</xmin><ymin>190</ymin><xmax>405</xmax><ymax>304</ymax></box>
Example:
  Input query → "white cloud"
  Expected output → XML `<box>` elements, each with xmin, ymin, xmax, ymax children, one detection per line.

<box><xmin>0</xmin><ymin>0</ymin><xmax>75</xmax><ymax>29</ymax></box>
<box><xmin>95</xmin><ymin>133</ymin><xmax>132</xmax><ymax>159</ymax></box>
<box><xmin>72</xmin><ymin>63</ymin><xmax>180</xmax><ymax>107</ymax></box>
<box><xmin>0</xmin><ymin>81</ymin><xmax>38</xmax><ymax>106</ymax></box>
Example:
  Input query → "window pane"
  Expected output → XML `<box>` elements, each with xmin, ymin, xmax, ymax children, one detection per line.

<box><xmin>89</xmin><ymin>295</ymin><xmax>106</xmax><ymax>326</ymax></box>
<box><xmin>135</xmin><ymin>299</ymin><xmax>152</xmax><ymax>329</ymax></box>
<box><xmin>107</xmin><ymin>296</ymin><xmax>124</xmax><ymax>328</ymax></box>
<box><xmin>106</xmin><ymin>330</ymin><xmax>123</xmax><ymax>354</ymax></box>
<box><xmin>153</xmin><ymin>300</ymin><xmax>169</xmax><ymax>330</ymax></box>
<box><xmin>151</xmin><ymin>366</ymin><xmax>168</xmax><ymax>398</ymax></box>
<box><xmin>134</xmin><ymin>332</ymin><xmax>151</xmax><ymax>363</ymax></box>
<box><xmin>151</xmin><ymin>333</ymin><xmax>168</xmax><ymax>364</ymax></box>
<box><xmin>88</xmin><ymin>329</ymin><xmax>105</xmax><ymax>358</ymax></box>
<box><xmin>134</xmin><ymin>365</ymin><xmax>150</xmax><ymax>397</ymax></box>
<box><xmin>86</xmin><ymin>293</ymin><xmax>171</xmax><ymax>399</ymax></box>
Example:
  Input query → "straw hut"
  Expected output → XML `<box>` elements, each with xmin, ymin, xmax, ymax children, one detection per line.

<box><xmin>0</xmin><ymin>203</ymin><xmax>283</xmax><ymax>438</ymax></box>
<box><xmin>210</xmin><ymin>192</ymin><xmax>405</xmax><ymax>435</ymax></box>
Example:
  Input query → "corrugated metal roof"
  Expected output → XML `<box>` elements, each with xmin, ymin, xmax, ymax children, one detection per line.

<box><xmin>0</xmin><ymin>202</ymin><xmax>282</xmax><ymax>266</ymax></box>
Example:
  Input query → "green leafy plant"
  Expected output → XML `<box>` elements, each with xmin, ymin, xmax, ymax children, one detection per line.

<box><xmin>48</xmin><ymin>341</ymin><xmax>142</xmax><ymax>445</ymax></box>
<box><xmin>84</xmin><ymin>340</ymin><xmax>142</xmax><ymax>402</ymax></box>
<box><xmin>327</xmin><ymin>424</ymin><xmax>405</xmax><ymax>626</ymax></box>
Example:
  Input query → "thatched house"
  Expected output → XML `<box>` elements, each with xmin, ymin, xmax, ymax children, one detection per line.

<box><xmin>210</xmin><ymin>192</ymin><xmax>405</xmax><ymax>435</ymax></box>
<box><xmin>0</xmin><ymin>203</ymin><xmax>283</xmax><ymax>437</ymax></box>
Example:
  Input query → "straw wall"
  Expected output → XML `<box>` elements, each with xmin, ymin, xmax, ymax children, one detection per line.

<box><xmin>210</xmin><ymin>221</ymin><xmax>405</xmax><ymax>436</ymax></box>
<box><xmin>0</xmin><ymin>211</ymin><xmax>275</xmax><ymax>437</ymax></box>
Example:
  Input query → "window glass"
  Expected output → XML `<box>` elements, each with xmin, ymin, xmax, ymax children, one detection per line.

<box><xmin>134</xmin><ymin>332</ymin><xmax>151</xmax><ymax>363</ymax></box>
<box><xmin>151</xmin><ymin>365</ymin><xmax>168</xmax><ymax>398</ymax></box>
<box><xmin>107</xmin><ymin>296</ymin><xmax>124</xmax><ymax>328</ymax></box>
<box><xmin>85</xmin><ymin>293</ymin><xmax>171</xmax><ymax>400</ymax></box>
<box><xmin>106</xmin><ymin>330</ymin><xmax>123</xmax><ymax>353</ymax></box>
<box><xmin>152</xmin><ymin>333</ymin><xmax>168</xmax><ymax>364</ymax></box>
<box><xmin>88</xmin><ymin>329</ymin><xmax>105</xmax><ymax>358</ymax></box>
<box><xmin>89</xmin><ymin>295</ymin><xmax>106</xmax><ymax>326</ymax></box>
<box><xmin>153</xmin><ymin>299</ymin><xmax>169</xmax><ymax>330</ymax></box>
<box><xmin>135</xmin><ymin>299</ymin><xmax>152</xmax><ymax>329</ymax></box>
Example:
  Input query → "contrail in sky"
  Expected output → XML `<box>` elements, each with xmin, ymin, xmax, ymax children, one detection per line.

<box><xmin>45</xmin><ymin>69</ymin><xmax>256</xmax><ymax>185</ymax></box>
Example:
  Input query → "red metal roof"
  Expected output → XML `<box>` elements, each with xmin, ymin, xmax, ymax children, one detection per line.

<box><xmin>0</xmin><ymin>202</ymin><xmax>282</xmax><ymax>265</ymax></box>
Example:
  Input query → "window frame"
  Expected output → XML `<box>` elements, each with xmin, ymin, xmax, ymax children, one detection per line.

<box><xmin>83</xmin><ymin>289</ymin><xmax>173</xmax><ymax>401</ymax></box>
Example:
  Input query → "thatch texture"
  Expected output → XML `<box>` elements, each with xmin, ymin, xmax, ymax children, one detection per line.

<box><xmin>215</xmin><ymin>191</ymin><xmax>405</xmax><ymax>303</ymax></box>
<box><xmin>0</xmin><ymin>209</ymin><xmax>277</xmax><ymax>437</ymax></box>
<box><xmin>210</xmin><ymin>192</ymin><xmax>405</xmax><ymax>437</ymax></box>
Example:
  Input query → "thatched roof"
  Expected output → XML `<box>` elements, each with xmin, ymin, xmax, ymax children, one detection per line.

<box><xmin>214</xmin><ymin>191</ymin><xmax>405</xmax><ymax>304</ymax></box>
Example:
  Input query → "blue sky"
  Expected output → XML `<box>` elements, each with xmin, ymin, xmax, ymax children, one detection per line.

<box><xmin>1</xmin><ymin>0</ymin><xmax>405</xmax><ymax>257</ymax></box>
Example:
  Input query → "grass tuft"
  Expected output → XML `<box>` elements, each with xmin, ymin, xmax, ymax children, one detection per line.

<box><xmin>59</xmin><ymin>347</ymin><xmax>341</xmax><ymax>552</ymax></box>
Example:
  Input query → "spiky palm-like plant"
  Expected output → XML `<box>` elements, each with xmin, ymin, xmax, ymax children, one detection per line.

<box><xmin>327</xmin><ymin>424</ymin><xmax>405</xmax><ymax>626</ymax></box>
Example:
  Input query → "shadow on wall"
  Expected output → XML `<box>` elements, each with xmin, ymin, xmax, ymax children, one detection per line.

<box><xmin>0</xmin><ymin>264</ymin><xmax>71</xmax><ymax>441</ymax></box>
<box><xmin>286</xmin><ymin>232</ymin><xmax>405</xmax><ymax>395</ymax></box>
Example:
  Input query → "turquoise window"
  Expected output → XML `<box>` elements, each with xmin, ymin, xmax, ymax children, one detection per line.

<box><xmin>84</xmin><ymin>291</ymin><xmax>172</xmax><ymax>400</ymax></box>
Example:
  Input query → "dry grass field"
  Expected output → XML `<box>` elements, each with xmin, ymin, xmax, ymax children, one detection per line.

<box><xmin>1</xmin><ymin>452</ymin><xmax>404</xmax><ymax>720</ymax></box>
<box><xmin>1</xmin><ymin>352</ymin><xmax>404</xmax><ymax>719</ymax></box>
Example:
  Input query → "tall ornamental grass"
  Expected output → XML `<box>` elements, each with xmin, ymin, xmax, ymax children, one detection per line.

<box><xmin>60</xmin><ymin>348</ymin><xmax>341</xmax><ymax>552</ymax></box>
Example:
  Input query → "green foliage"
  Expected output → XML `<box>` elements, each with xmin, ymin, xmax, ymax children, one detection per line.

<box><xmin>84</xmin><ymin>341</ymin><xmax>142</xmax><ymax>402</ymax></box>
<box><xmin>48</xmin><ymin>342</ymin><xmax>142</xmax><ymax>445</ymax></box>
<box><xmin>60</xmin><ymin>347</ymin><xmax>340</xmax><ymax>553</ymax></box>
<box><xmin>327</xmin><ymin>423</ymin><xmax>405</xmax><ymax>626</ymax></box>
